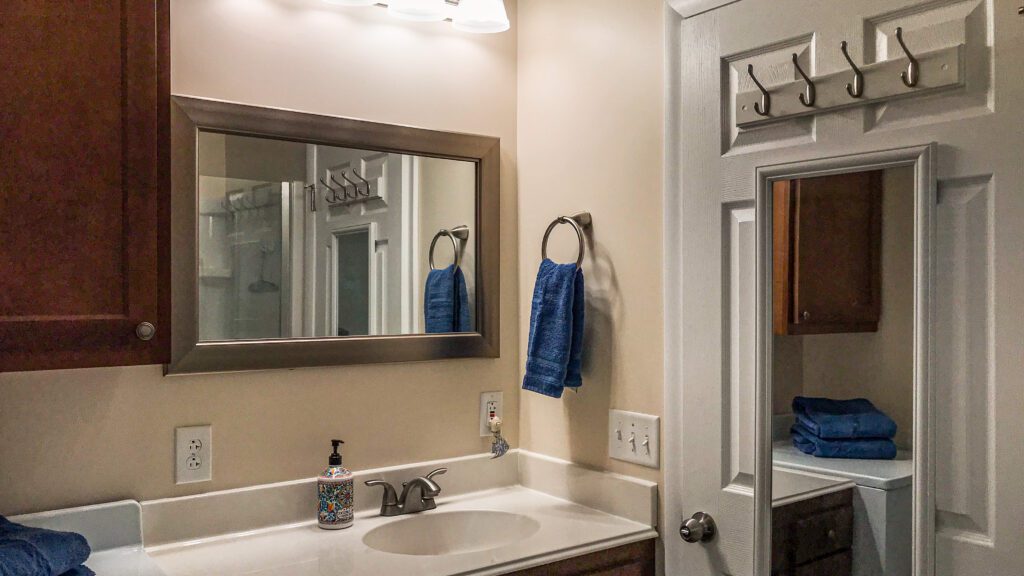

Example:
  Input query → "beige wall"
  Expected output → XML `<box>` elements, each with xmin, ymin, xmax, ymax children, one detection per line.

<box><xmin>772</xmin><ymin>168</ymin><xmax>916</xmax><ymax>448</ymax></box>
<box><xmin>0</xmin><ymin>0</ymin><xmax>519</xmax><ymax>516</ymax></box>
<box><xmin>516</xmin><ymin>0</ymin><xmax>665</xmax><ymax>483</ymax></box>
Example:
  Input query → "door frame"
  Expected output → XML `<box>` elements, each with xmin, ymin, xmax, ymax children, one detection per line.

<box><xmin>753</xmin><ymin>144</ymin><xmax>937</xmax><ymax>576</ymax></box>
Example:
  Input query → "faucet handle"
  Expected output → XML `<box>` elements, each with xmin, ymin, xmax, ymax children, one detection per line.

<box><xmin>425</xmin><ymin>468</ymin><xmax>448</xmax><ymax>480</ymax></box>
<box><xmin>364</xmin><ymin>479</ymin><xmax>398</xmax><ymax>504</ymax></box>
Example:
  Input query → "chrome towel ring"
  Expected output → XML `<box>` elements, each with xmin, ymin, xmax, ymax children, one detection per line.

<box><xmin>541</xmin><ymin>212</ymin><xmax>593</xmax><ymax>269</ymax></box>
<box><xmin>429</xmin><ymin>225</ymin><xmax>469</xmax><ymax>271</ymax></box>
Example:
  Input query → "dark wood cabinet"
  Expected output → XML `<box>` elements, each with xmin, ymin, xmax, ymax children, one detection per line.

<box><xmin>773</xmin><ymin>171</ymin><xmax>883</xmax><ymax>336</ymax></box>
<box><xmin>772</xmin><ymin>489</ymin><xmax>854</xmax><ymax>576</ymax></box>
<box><xmin>0</xmin><ymin>0</ymin><xmax>170</xmax><ymax>371</ymax></box>
<box><xmin>507</xmin><ymin>539</ymin><xmax>656</xmax><ymax>576</ymax></box>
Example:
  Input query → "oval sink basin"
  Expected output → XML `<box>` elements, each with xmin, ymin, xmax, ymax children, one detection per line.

<box><xmin>362</xmin><ymin>510</ymin><xmax>541</xmax><ymax>556</ymax></box>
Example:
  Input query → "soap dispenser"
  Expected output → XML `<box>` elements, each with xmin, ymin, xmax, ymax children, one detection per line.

<box><xmin>318</xmin><ymin>439</ymin><xmax>354</xmax><ymax>530</ymax></box>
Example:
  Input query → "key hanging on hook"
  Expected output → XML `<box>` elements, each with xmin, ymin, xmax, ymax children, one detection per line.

<box><xmin>791</xmin><ymin>53</ymin><xmax>816</xmax><ymax>107</ymax></box>
<box><xmin>746</xmin><ymin>64</ymin><xmax>771</xmax><ymax>117</ymax></box>
<box><xmin>840</xmin><ymin>40</ymin><xmax>865</xmax><ymax>98</ymax></box>
<box><xmin>895</xmin><ymin>27</ymin><xmax>919</xmax><ymax>88</ymax></box>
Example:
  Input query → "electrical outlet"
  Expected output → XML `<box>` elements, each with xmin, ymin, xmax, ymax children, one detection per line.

<box><xmin>176</xmin><ymin>425</ymin><xmax>212</xmax><ymax>484</ymax></box>
<box><xmin>480</xmin><ymin>391</ymin><xmax>503</xmax><ymax>436</ymax></box>
<box><xmin>608</xmin><ymin>410</ymin><xmax>660</xmax><ymax>468</ymax></box>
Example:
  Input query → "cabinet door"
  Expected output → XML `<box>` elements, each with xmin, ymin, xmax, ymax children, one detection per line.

<box><xmin>0</xmin><ymin>0</ymin><xmax>169</xmax><ymax>371</ymax></box>
<box><xmin>774</xmin><ymin>172</ymin><xmax>882</xmax><ymax>335</ymax></box>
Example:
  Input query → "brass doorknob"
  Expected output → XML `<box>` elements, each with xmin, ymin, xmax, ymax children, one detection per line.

<box><xmin>679</xmin><ymin>512</ymin><xmax>717</xmax><ymax>543</ymax></box>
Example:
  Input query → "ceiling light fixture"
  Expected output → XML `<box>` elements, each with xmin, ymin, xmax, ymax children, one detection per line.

<box><xmin>452</xmin><ymin>0</ymin><xmax>509</xmax><ymax>34</ymax></box>
<box><xmin>387</xmin><ymin>0</ymin><xmax>448</xmax><ymax>22</ymax></box>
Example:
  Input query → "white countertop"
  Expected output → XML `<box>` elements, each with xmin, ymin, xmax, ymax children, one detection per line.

<box><xmin>146</xmin><ymin>486</ymin><xmax>657</xmax><ymax>576</ymax></box>
<box><xmin>773</xmin><ymin>441</ymin><xmax>914</xmax><ymax>490</ymax></box>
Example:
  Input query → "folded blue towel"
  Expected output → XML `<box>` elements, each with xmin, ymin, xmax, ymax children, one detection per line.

<box><xmin>792</xmin><ymin>396</ymin><xmax>897</xmax><ymax>440</ymax></box>
<box><xmin>424</xmin><ymin>265</ymin><xmax>471</xmax><ymax>334</ymax></box>
<box><xmin>0</xmin><ymin>516</ymin><xmax>94</xmax><ymax>576</ymax></box>
<box><xmin>792</xmin><ymin>424</ymin><xmax>897</xmax><ymax>460</ymax></box>
<box><xmin>522</xmin><ymin>259</ymin><xmax>585</xmax><ymax>398</ymax></box>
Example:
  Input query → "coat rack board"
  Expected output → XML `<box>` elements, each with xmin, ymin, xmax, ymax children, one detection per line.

<box><xmin>736</xmin><ymin>43</ymin><xmax>964</xmax><ymax>129</ymax></box>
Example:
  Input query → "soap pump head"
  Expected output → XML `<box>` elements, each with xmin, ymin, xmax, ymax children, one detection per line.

<box><xmin>329</xmin><ymin>439</ymin><xmax>344</xmax><ymax>466</ymax></box>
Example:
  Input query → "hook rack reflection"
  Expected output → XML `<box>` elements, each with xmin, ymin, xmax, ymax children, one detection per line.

<box><xmin>307</xmin><ymin>168</ymin><xmax>379</xmax><ymax>210</ymax></box>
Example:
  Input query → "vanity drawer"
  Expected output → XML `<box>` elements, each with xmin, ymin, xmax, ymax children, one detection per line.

<box><xmin>507</xmin><ymin>538</ymin><xmax>655</xmax><ymax>576</ymax></box>
<box><xmin>792</xmin><ymin>506</ymin><xmax>853</xmax><ymax>565</ymax></box>
<box><xmin>793</xmin><ymin>549</ymin><xmax>852</xmax><ymax>576</ymax></box>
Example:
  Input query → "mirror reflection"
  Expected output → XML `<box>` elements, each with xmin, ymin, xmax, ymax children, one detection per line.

<box><xmin>771</xmin><ymin>168</ymin><xmax>914</xmax><ymax>576</ymax></box>
<box><xmin>196</xmin><ymin>131</ymin><xmax>477</xmax><ymax>341</ymax></box>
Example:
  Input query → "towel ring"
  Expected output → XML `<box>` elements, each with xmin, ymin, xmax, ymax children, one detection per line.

<box><xmin>541</xmin><ymin>212</ymin><xmax>592</xmax><ymax>269</ymax></box>
<box><xmin>429</xmin><ymin>225</ymin><xmax>469</xmax><ymax>271</ymax></box>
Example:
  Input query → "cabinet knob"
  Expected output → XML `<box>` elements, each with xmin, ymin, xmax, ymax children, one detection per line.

<box><xmin>801</xmin><ymin>311</ymin><xmax>811</xmax><ymax>321</ymax></box>
<box><xmin>135</xmin><ymin>322</ymin><xmax>156</xmax><ymax>341</ymax></box>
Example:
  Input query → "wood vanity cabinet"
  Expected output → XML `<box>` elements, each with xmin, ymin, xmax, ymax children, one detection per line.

<box><xmin>772</xmin><ymin>171</ymin><xmax>883</xmax><ymax>336</ymax></box>
<box><xmin>772</xmin><ymin>489</ymin><xmax>854</xmax><ymax>576</ymax></box>
<box><xmin>0</xmin><ymin>0</ymin><xmax>170</xmax><ymax>371</ymax></box>
<box><xmin>507</xmin><ymin>539</ymin><xmax>656</xmax><ymax>576</ymax></box>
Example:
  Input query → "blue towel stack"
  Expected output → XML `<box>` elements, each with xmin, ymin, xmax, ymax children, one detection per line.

<box><xmin>0</xmin><ymin>516</ymin><xmax>94</xmax><ymax>576</ymax></box>
<box><xmin>522</xmin><ymin>259</ymin><xmax>585</xmax><ymax>398</ymax></box>
<box><xmin>424</xmin><ymin>265</ymin><xmax>471</xmax><ymax>334</ymax></box>
<box><xmin>791</xmin><ymin>396</ymin><xmax>898</xmax><ymax>460</ymax></box>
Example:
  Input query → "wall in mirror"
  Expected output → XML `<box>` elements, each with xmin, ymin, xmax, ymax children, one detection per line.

<box><xmin>196</xmin><ymin>132</ymin><xmax>477</xmax><ymax>341</ymax></box>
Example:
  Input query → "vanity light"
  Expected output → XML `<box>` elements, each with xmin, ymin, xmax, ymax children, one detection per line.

<box><xmin>387</xmin><ymin>0</ymin><xmax>448</xmax><ymax>22</ymax></box>
<box><xmin>452</xmin><ymin>0</ymin><xmax>509</xmax><ymax>34</ymax></box>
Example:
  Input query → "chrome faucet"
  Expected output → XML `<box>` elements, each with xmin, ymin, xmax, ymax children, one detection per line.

<box><xmin>364</xmin><ymin>468</ymin><xmax>447</xmax><ymax>517</ymax></box>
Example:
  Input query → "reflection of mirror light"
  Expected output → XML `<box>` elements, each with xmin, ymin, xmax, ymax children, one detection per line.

<box><xmin>322</xmin><ymin>0</ymin><xmax>377</xmax><ymax>5</ymax></box>
<box><xmin>453</xmin><ymin>0</ymin><xmax>509</xmax><ymax>33</ymax></box>
<box><xmin>387</xmin><ymin>0</ymin><xmax>447</xmax><ymax>22</ymax></box>
<box><xmin>323</xmin><ymin>0</ymin><xmax>510</xmax><ymax>34</ymax></box>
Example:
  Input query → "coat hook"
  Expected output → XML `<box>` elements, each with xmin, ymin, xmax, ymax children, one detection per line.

<box><xmin>350</xmin><ymin>170</ymin><xmax>372</xmax><ymax>197</ymax></box>
<box><xmin>791</xmin><ymin>54</ymin><xmax>816</xmax><ymax>107</ymax></box>
<box><xmin>747</xmin><ymin>64</ymin><xmax>771</xmax><ymax>117</ymax></box>
<box><xmin>338</xmin><ymin>171</ymin><xmax>362</xmax><ymax>200</ymax></box>
<box><xmin>895</xmin><ymin>27</ymin><xmax>919</xmax><ymax>88</ymax></box>
<box><xmin>320</xmin><ymin>176</ymin><xmax>343</xmax><ymax>203</ymax></box>
<box><xmin>840</xmin><ymin>41</ymin><xmax>865</xmax><ymax>98</ymax></box>
<box><xmin>330</xmin><ymin>173</ymin><xmax>353</xmax><ymax>201</ymax></box>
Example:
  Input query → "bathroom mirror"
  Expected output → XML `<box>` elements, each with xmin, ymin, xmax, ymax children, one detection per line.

<box><xmin>169</xmin><ymin>96</ymin><xmax>500</xmax><ymax>374</ymax></box>
<box><xmin>753</xmin><ymin>146</ymin><xmax>935</xmax><ymax>576</ymax></box>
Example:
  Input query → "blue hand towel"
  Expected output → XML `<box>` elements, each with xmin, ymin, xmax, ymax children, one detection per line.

<box><xmin>791</xmin><ymin>424</ymin><xmax>897</xmax><ymax>460</ymax></box>
<box><xmin>792</xmin><ymin>396</ymin><xmax>897</xmax><ymax>440</ymax></box>
<box><xmin>522</xmin><ymin>259</ymin><xmax>585</xmax><ymax>398</ymax></box>
<box><xmin>424</xmin><ymin>265</ymin><xmax>471</xmax><ymax>333</ymax></box>
<box><xmin>0</xmin><ymin>516</ymin><xmax>94</xmax><ymax>576</ymax></box>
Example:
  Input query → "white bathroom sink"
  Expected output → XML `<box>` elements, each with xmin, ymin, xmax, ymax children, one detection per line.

<box><xmin>362</xmin><ymin>510</ymin><xmax>541</xmax><ymax>556</ymax></box>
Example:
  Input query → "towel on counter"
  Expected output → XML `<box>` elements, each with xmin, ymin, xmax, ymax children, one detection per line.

<box><xmin>791</xmin><ymin>423</ymin><xmax>897</xmax><ymax>460</ymax></box>
<box><xmin>0</xmin><ymin>516</ymin><xmax>94</xmax><ymax>576</ymax></box>
<box><xmin>424</xmin><ymin>265</ymin><xmax>471</xmax><ymax>333</ymax></box>
<box><xmin>522</xmin><ymin>259</ymin><xmax>585</xmax><ymax>398</ymax></box>
<box><xmin>792</xmin><ymin>396</ymin><xmax>897</xmax><ymax>440</ymax></box>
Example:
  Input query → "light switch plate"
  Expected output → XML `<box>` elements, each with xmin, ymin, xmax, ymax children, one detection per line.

<box><xmin>608</xmin><ymin>410</ymin><xmax>660</xmax><ymax>468</ymax></box>
<box><xmin>480</xmin><ymin>391</ymin><xmax>503</xmax><ymax>437</ymax></box>
<box><xmin>176</xmin><ymin>425</ymin><xmax>212</xmax><ymax>484</ymax></box>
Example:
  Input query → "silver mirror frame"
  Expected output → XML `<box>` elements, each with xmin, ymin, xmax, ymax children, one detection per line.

<box><xmin>168</xmin><ymin>96</ymin><xmax>500</xmax><ymax>374</ymax></box>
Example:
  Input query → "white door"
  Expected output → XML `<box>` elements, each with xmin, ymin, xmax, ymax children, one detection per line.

<box><xmin>664</xmin><ymin>1</ymin><xmax>1024</xmax><ymax>575</ymax></box>
<box><xmin>308</xmin><ymin>147</ymin><xmax>409</xmax><ymax>337</ymax></box>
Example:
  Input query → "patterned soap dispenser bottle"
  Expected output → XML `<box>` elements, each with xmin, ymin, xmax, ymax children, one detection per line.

<box><xmin>318</xmin><ymin>439</ymin><xmax>354</xmax><ymax>530</ymax></box>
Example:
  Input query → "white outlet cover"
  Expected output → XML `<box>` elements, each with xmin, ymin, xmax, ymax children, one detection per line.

<box><xmin>176</xmin><ymin>425</ymin><xmax>212</xmax><ymax>484</ymax></box>
<box><xmin>480</xmin><ymin>391</ymin><xmax>503</xmax><ymax>437</ymax></box>
<box><xmin>608</xmin><ymin>410</ymin><xmax>660</xmax><ymax>469</ymax></box>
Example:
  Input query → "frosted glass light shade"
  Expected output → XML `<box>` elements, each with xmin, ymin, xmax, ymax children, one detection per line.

<box><xmin>322</xmin><ymin>0</ymin><xmax>377</xmax><ymax>5</ymax></box>
<box><xmin>452</xmin><ymin>0</ymin><xmax>509</xmax><ymax>33</ymax></box>
<box><xmin>388</xmin><ymin>0</ymin><xmax>447</xmax><ymax>22</ymax></box>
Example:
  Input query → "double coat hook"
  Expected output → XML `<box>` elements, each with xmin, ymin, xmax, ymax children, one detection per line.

<box><xmin>895</xmin><ymin>27</ymin><xmax>920</xmax><ymax>87</ymax></box>
<box><xmin>791</xmin><ymin>54</ymin><xmax>816</xmax><ymax>107</ymax></box>
<box><xmin>840</xmin><ymin>40</ymin><xmax>865</xmax><ymax>98</ymax></box>
<box><xmin>747</xmin><ymin>64</ymin><xmax>771</xmax><ymax>117</ymax></box>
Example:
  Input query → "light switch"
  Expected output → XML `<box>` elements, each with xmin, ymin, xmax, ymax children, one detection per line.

<box><xmin>608</xmin><ymin>410</ymin><xmax>660</xmax><ymax>468</ymax></box>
